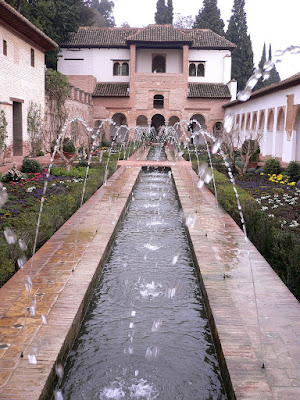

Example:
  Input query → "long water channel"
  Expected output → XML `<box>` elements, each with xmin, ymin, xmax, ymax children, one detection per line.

<box><xmin>61</xmin><ymin>147</ymin><xmax>227</xmax><ymax>399</ymax></box>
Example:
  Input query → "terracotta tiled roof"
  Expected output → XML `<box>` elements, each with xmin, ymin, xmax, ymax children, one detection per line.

<box><xmin>223</xmin><ymin>72</ymin><xmax>300</xmax><ymax>108</ymax></box>
<box><xmin>126</xmin><ymin>24</ymin><xmax>192</xmax><ymax>44</ymax></box>
<box><xmin>93</xmin><ymin>83</ymin><xmax>130</xmax><ymax>97</ymax></box>
<box><xmin>60</xmin><ymin>25</ymin><xmax>235</xmax><ymax>50</ymax></box>
<box><xmin>188</xmin><ymin>83</ymin><xmax>231</xmax><ymax>98</ymax></box>
<box><xmin>182</xmin><ymin>29</ymin><xmax>236</xmax><ymax>50</ymax></box>
<box><xmin>62</xmin><ymin>27</ymin><xmax>139</xmax><ymax>48</ymax></box>
<box><xmin>0</xmin><ymin>0</ymin><xmax>57</xmax><ymax>50</ymax></box>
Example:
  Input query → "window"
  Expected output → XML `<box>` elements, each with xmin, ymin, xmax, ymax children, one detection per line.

<box><xmin>153</xmin><ymin>95</ymin><xmax>164</xmax><ymax>109</ymax></box>
<box><xmin>152</xmin><ymin>55</ymin><xmax>166</xmax><ymax>73</ymax></box>
<box><xmin>189</xmin><ymin>62</ymin><xmax>205</xmax><ymax>77</ymax></box>
<box><xmin>113</xmin><ymin>61</ymin><xmax>129</xmax><ymax>76</ymax></box>
<box><xmin>3</xmin><ymin>40</ymin><xmax>7</xmax><ymax>56</ymax></box>
<box><xmin>252</xmin><ymin>112</ymin><xmax>257</xmax><ymax>130</ymax></box>
<box><xmin>31</xmin><ymin>48</ymin><xmax>35</xmax><ymax>67</ymax></box>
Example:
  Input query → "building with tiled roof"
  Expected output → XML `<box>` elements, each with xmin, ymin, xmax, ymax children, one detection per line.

<box><xmin>223</xmin><ymin>73</ymin><xmax>300</xmax><ymax>163</ymax></box>
<box><xmin>0</xmin><ymin>0</ymin><xmax>57</xmax><ymax>160</ymax></box>
<box><xmin>58</xmin><ymin>24</ymin><xmax>237</xmax><ymax>142</ymax></box>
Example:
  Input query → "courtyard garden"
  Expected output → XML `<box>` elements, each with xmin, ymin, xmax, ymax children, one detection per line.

<box><xmin>0</xmin><ymin>150</ymin><xmax>123</xmax><ymax>286</ymax></box>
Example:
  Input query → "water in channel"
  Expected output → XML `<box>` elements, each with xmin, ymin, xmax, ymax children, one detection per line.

<box><xmin>61</xmin><ymin>146</ymin><xmax>227</xmax><ymax>400</ymax></box>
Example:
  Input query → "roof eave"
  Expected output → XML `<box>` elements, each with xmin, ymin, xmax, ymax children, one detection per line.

<box><xmin>0</xmin><ymin>0</ymin><xmax>57</xmax><ymax>50</ymax></box>
<box><xmin>223</xmin><ymin>75</ymin><xmax>300</xmax><ymax>108</ymax></box>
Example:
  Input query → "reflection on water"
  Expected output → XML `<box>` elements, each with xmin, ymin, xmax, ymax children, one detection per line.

<box><xmin>61</xmin><ymin>147</ymin><xmax>227</xmax><ymax>399</ymax></box>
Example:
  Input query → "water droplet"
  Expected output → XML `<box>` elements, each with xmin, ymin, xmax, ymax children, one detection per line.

<box><xmin>131</xmin><ymin>311</ymin><xmax>136</xmax><ymax>317</ymax></box>
<box><xmin>212</xmin><ymin>140</ymin><xmax>222</xmax><ymax>154</ymax></box>
<box><xmin>4</xmin><ymin>228</ymin><xmax>17</xmax><ymax>244</ymax></box>
<box><xmin>197</xmin><ymin>179</ymin><xmax>204</xmax><ymax>189</ymax></box>
<box><xmin>0</xmin><ymin>187</ymin><xmax>8</xmax><ymax>207</ymax></box>
<box><xmin>18</xmin><ymin>239</ymin><xmax>28</xmax><ymax>251</ymax></box>
<box><xmin>135</xmin><ymin>370</ymin><xmax>139</xmax><ymax>377</ymax></box>
<box><xmin>54</xmin><ymin>390</ymin><xmax>64</xmax><ymax>400</ymax></box>
<box><xmin>129</xmin><ymin>322</ymin><xmax>134</xmax><ymax>329</ymax></box>
<box><xmin>17</xmin><ymin>256</ymin><xmax>27</xmax><ymax>269</ymax></box>
<box><xmin>172</xmin><ymin>253</ymin><xmax>179</xmax><ymax>265</ymax></box>
<box><xmin>28</xmin><ymin>354</ymin><xmax>37</xmax><ymax>364</ymax></box>
<box><xmin>224</xmin><ymin>115</ymin><xmax>234</xmax><ymax>133</ymax></box>
<box><xmin>263</xmin><ymin>71</ymin><xmax>270</xmax><ymax>81</ymax></box>
<box><xmin>55</xmin><ymin>363</ymin><xmax>64</xmax><ymax>379</ymax></box>
<box><xmin>254</xmin><ymin>68</ymin><xmax>262</xmax><ymax>79</ymax></box>
<box><xmin>24</xmin><ymin>276</ymin><xmax>32</xmax><ymax>292</ymax></box>
<box><xmin>41</xmin><ymin>314</ymin><xmax>47</xmax><ymax>324</ymax></box>
<box><xmin>29</xmin><ymin>306</ymin><xmax>36</xmax><ymax>316</ymax></box>
<box><xmin>151</xmin><ymin>320</ymin><xmax>162</xmax><ymax>332</ymax></box>
<box><xmin>246</xmin><ymin>76</ymin><xmax>258</xmax><ymax>89</ymax></box>
<box><xmin>263</xmin><ymin>60</ymin><xmax>274</xmax><ymax>72</ymax></box>
<box><xmin>185</xmin><ymin>214</ymin><xmax>196</xmax><ymax>228</ymax></box>
<box><xmin>237</xmin><ymin>87</ymin><xmax>252</xmax><ymax>102</ymax></box>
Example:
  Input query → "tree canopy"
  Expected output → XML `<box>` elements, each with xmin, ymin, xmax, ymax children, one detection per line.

<box><xmin>155</xmin><ymin>0</ymin><xmax>173</xmax><ymax>24</ymax></box>
<box><xmin>225</xmin><ymin>0</ymin><xmax>254</xmax><ymax>91</ymax></box>
<box><xmin>193</xmin><ymin>0</ymin><xmax>225</xmax><ymax>36</ymax></box>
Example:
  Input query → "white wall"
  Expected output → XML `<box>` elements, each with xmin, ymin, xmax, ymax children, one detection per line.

<box><xmin>58</xmin><ymin>48</ymin><xmax>131</xmax><ymax>82</ymax></box>
<box><xmin>136</xmin><ymin>48</ymin><xmax>182</xmax><ymax>73</ymax></box>
<box><xmin>224</xmin><ymin>85</ymin><xmax>300</xmax><ymax>163</ymax></box>
<box><xmin>0</xmin><ymin>25</ymin><xmax>45</xmax><ymax>149</ymax></box>
<box><xmin>188</xmin><ymin>49</ymin><xmax>231</xmax><ymax>83</ymax></box>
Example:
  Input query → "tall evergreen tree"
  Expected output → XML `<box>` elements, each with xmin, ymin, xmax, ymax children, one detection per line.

<box><xmin>166</xmin><ymin>0</ymin><xmax>173</xmax><ymax>25</ymax></box>
<box><xmin>193</xmin><ymin>0</ymin><xmax>225</xmax><ymax>36</ymax></box>
<box><xmin>268</xmin><ymin>44</ymin><xmax>281</xmax><ymax>85</ymax></box>
<box><xmin>91</xmin><ymin>0</ymin><xmax>115</xmax><ymax>27</ymax></box>
<box><xmin>155</xmin><ymin>0</ymin><xmax>173</xmax><ymax>24</ymax></box>
<box><xmin>5</xmin><ymin>0</ymin><xmax>95</xmax><ymax>68</ymax></box>
<box><xmin>225</xmin><ymin>0</ymin><xmax>254</xmax><ymax>91</ymax></box>
<box><xmin>254</xmin><ymin>42</ymin><xmax>267</xmax><ymax>91</ymax></box>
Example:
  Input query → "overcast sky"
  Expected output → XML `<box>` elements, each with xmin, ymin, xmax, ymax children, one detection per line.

<box><xmin>113</xmin><ymin>0</ymin><xmax>300</xmax><ymax>80</ymax></box>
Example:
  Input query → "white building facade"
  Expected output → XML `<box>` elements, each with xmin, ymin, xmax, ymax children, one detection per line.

<box><xmin>223</xmin><ymin>73</ymin><xmax>300</xmax><ymax>163</ymax></box>
<box><xmin>0</xmin><ymin>0</ymin><xmax>57</xmax><ymax>159</ymax></box>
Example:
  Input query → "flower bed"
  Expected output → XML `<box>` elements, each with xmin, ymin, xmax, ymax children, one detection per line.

<box><xmin>235</xmin><ymin>174</ymin><xmax>299</xmax><ymax>233</ymax></box>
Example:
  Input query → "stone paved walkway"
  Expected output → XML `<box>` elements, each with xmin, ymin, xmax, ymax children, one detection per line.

<box><xmin>0</xmin><ymin>145</ymin><xmax>299</xmax><ymax>399</ymax></box>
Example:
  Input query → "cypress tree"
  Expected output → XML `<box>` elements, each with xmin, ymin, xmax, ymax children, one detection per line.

<box><xmin>254</xmin><ymin>43</ymin><xmax>267</xmax><ymax>91</ymax></box>
<box><xmin>268</xmin><ymin>44</ymin><xmax>281</xmax><ymax>85</ymax></box>
<box><xmin>166</xmin><ymin>0</ymin><xmax>173</xmax><ymax>24</ymax></box>
<box><xmin>226</xmin><ymin>0</ymin><xmax>254</xmax><ymax>91</ymax></box>
<box><xmin>155</xmin><ymin>0</ymin><xmax>167</xmax><ymax>24</ymax></box>
<box><xmin>155</xmin><ymin>0</ymin><xmax>173</xmax><ymax>24</ymax></box>
<box><xmin>193</xmin><ymin>0</ymin><xmax>225</xmax><ymax>36</ymax></box>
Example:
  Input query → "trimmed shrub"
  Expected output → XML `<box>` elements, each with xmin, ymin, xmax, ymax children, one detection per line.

<box><xmin>246</xmin><ymin>168</ymin><xmax>256</xmax><ymax>175</ymax></box>
<box><xmin>255</xmin><ymin>167</ymin><xmax>265</xmax><ymax>175</ymax></box>
<box><xmin>21</xmin><ymin>157</ymin><xmax>42</xmax><ymax>173</ymax></box>
<box><xmin>264</xmin><ymin>158</ymin><xmax>281</xmax><ymax>175</ymax></box>
<box><xmin>286</xmin><ymin>161</ymin><xmax>300</xmax><ymax>182</ymax></box>
<box><xmin>77</xmin><ymin>160</ymin><xmax>89</xmax><ymax>168</ymax></box>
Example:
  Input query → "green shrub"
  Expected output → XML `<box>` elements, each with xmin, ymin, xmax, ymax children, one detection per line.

<box><xmin>77</xmin><ymin>160</ymin><xmax>89</xmax><ymax>168</ymax></box>
<box><xmin>36</xmin><ymin>150</ymin><xmax>44</xmax><ymax>156</ymax></box>
<box><xmin>286</xmin><ymin>161</ymin><xmax>300</xmax><ymax>182</ymax></box>
<box><xmin>264</xmin><ymin>158</ymin><xmax>281</xmax><ymax>175</ymax></box>
<box><xmin>21</xmin><ymin>157</ymin><xmax>42</xmax><ymax>173</ymax></box>
<box><xmin>246</xmin><ymin>168</ymin><xmax>256</xmax><ymax>175</ymax></box>
<box><xmin>255</xmin><ymin>167</ymin><xmax>265</xmax><ymax>175</ymax></box>
<box><xmin>235</xmin><ymin>160</ymin><xmax>245</xmax><ymax>170</ymax></box>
